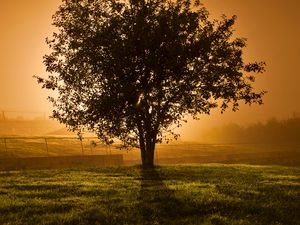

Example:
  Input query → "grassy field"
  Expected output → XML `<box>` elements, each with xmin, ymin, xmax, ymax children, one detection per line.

<box><xmin>0</xmin><ymin>164</ymin><xmax>299</xmax><ymax>225</ymax></box>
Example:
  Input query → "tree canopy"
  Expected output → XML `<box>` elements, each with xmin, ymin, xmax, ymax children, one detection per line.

<box><xmin>36</xmin><ymin>0</ymin><xmax>266</xmax><ymax>168</ymax></box>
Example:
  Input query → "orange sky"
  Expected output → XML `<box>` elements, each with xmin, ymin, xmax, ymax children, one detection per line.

<box><xmin>0</xmin><ymin>0</ymin><xmax>300</xmax><ymax>140</ymax></box>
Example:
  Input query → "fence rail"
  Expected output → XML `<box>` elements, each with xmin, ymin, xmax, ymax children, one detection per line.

<box><xmin>0</xmin><ymin>136</ymin><xmax>114</xmax><ymax>158</ymax></box>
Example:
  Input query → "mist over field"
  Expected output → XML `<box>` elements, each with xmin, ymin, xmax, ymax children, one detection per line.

<box><xmin>1</xmin><ymin>112</ymin><xmax>299</xmax><ymax>143</ymax></box>
<box><xmin>201</xmin><ymin>115</ymin><xmax>300</xmax><ymax>144</ymax></box>
<box><xmin>1</xmin><ymin>112</ymin><xmax>299</xmax><ymax>168</ymax></box>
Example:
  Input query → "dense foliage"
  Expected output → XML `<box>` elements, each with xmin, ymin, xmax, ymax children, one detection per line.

<box><xmin>36</xmin><ymin>0</ymin><xmax>265</xmax><ymax>167</ymax></box>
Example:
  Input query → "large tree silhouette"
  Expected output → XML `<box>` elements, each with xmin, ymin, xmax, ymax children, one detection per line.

<box><xmin>36</xmin><ymin>0</ymin><xmax>265</xmax><ymax>168</ymax></box>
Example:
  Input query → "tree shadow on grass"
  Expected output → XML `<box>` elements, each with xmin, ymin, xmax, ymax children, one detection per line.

<box><xmin>137</xmin><ymin>168</ymin><xmax>200</xmax><ymax>225</ymax></box>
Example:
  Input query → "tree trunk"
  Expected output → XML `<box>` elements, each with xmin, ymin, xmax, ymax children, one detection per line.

<box><xmin>136</xmin><ymin>113</ymin><xmax>157</xmax><ymax>169</ymax></box>
<box><xmin>140</xmin><ymin>134</ymin><xmax>156</xmax><ymax>169</ymax></box>
<box><xmin>140</xmin><ymin>143</ymin><xmax>155</xmax><ymax>169</ymax></box>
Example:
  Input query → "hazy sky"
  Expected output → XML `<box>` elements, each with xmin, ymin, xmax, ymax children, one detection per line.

<box><xmin>0</xmin><ymin>0</ymin><xmax>300</xmax><ymax>140</ymax></box>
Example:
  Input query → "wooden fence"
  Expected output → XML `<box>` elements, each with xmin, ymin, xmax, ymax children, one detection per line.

<box><xmin>0</xmin><ymin>136</ymin><xmax>112</xmax><ymax>158</ymax></box>
<box><xmin>0</xmin><ymin>136</ymin><xmax>124</xmax><ymax>170</ymax></box>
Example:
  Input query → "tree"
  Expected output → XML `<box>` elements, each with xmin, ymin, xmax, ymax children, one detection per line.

<box><xmin>36</xmin><ymin>0</ymin><xmax>265</xmax><ymax>168</ymax></box>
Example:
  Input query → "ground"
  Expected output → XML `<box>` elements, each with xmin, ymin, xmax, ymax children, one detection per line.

<box><xmin>0</xmin><ymin>164</ymin><xmax>299</xmax><ymax>225</ymax></box>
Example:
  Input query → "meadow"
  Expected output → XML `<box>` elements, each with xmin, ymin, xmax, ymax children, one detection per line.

<box><xmin>0</xmin><ymin>164</ymin><xmax>299</xmax><ymax>225</ymax></box>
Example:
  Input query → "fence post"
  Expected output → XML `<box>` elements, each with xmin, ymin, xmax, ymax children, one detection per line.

<box><xmin>88</xmin><ymin>138</ymin><xmax>92</xmax><ymax>154</ymax></box>
<box><xmin>108</xmin><ymin>145</ymin><xmax>112</xmax><ymax>166</ymax></box>
<box><xmin>1</xmin><ymin>111</ymin><xmax>5</xmax><ymax>120</ymax></box>
<box><xmin>45</xmin><ymin>138</ymin><xmax>49</xmax><ymax>156</ymax></box>
<box><xmin>80</xmin><ymin>140</ymin><xmax>84</xmax><ymax>155</ymax></box>
<box><xmin>4</xmin><ymin>138</ymin><xmax>7</xmax><ymax>152</ymax></box>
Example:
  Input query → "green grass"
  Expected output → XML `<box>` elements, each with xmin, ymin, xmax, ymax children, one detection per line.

<box><xmin>0</xmin><ymin>164</ymin><xmax>299</xmax><ymax>225</ymax></box>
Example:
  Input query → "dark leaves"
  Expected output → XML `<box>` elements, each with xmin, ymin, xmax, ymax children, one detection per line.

<box><xmin>244</xmin><ymin>62</ymin><xmax>266</xmax><ymax>73</ymax></box>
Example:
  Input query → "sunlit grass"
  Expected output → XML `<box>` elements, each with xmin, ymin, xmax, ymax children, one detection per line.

<box><xmin>0</xmin><ymin>164</ymin><xmax>299</xmax><ymax>225</ymax></box>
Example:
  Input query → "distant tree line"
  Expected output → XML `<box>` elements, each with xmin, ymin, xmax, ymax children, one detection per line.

<box><xmin>0</xmin><ymin>111</ymin><xmax>47</xmax><ymax>121</ymax></box>
<box><xmin>203</xmin><ymin>114</ymin><xmax>300</xmax><ymax>144</ymax></box>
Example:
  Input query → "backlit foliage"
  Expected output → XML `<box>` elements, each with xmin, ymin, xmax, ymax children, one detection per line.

<box><xmin>36</xmin><ymin>0</ymin><xmax>265</xmax><ymax>167</ymax></box>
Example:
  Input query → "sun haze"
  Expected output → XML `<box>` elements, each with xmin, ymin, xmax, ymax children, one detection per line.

<box><xmin>0</xmin><ymin>0</ymin><xmax>61</xmax><ymax>112</ymax></box>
